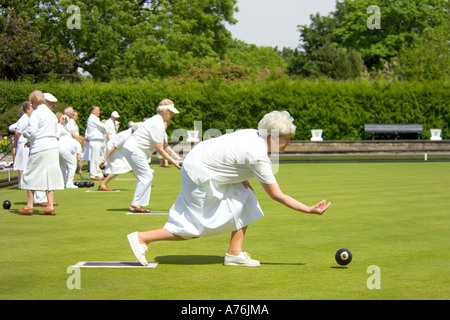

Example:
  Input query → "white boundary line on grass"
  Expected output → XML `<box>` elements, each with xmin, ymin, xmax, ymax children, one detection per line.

<box><xmin>126</xmin><ymin>211</ymin><xmax>169</xmax><ymax>215</ymax></box>
<box><xmin>74</xmin><ymin>261</ymin><xmax>158</xmax><ymax>269</ymax></box>
<box><xmin>85</xmin><ymin>190</ymin><xmax>121</xmax><ymax>193</ymax></box>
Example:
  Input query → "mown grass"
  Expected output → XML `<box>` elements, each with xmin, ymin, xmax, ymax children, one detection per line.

<box><xmin>0</xmin><ymin>162</ymin><xmax>449</xmax><ymax>300</ymax></box>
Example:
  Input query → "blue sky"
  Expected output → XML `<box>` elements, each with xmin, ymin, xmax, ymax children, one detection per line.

<box><xmin>227</xmin><ymin>0</ymin><xmax>338</xmax><ymax>49</ymax></box>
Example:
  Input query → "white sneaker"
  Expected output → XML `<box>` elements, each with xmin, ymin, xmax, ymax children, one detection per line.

<box><xmin>224</xmin><ymin>252</ymin><xmax>260</xmax><ymax>267</ymax></box>
<box><xmin>127</xmin><ymin>232</ymin><xmax>148</xmax><ymax>266</ymax></box>
<box><xmin>66</xmin><ymin>185</ymin><xmax>78</xmax><ymax>189</ymax></box>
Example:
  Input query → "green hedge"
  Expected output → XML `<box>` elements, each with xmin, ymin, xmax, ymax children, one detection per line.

<box><xmin>1</xmin><ymin>79</ymin><xmax>449</xmax><ymax>140</ymax></box>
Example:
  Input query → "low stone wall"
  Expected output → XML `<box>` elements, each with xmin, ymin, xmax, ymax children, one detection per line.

<box><xmin>284</xmin><ymin>140</ymin><xmax>450</xmax><ymax>155</ymax></box>
<box><xmin>170</xmin><ymin>139</ymin><xmax>450</xmax><ymax>156</ymax></box>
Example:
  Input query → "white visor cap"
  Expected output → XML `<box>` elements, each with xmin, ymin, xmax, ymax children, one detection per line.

<box><xmin>158</xmin><ymin>104</ymin><xmax>179</xmax><ymax>114</ymax></box>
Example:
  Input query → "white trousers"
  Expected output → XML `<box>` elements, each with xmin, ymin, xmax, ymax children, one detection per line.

<box><xmin>59</xmin><ymin>149</ymin><xmax>76</xmax><ymax>187</ymax></box>
<box><xmin>123</xmin><ymin>147</ymin><xmax>154</xmax><ymax>207</ymax></box>
<box><xmin>89</xmin><ymin>140</ymin><xmax>104</xmax><ymax>179</ymax></box>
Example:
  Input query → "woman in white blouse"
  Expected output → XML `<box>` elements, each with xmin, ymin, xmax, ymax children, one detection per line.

<box><xmin>123</xmin><ymin>99</ymin><xmax>181</xmax><ymax>213</ymax></box>
<box><xmin>18</xmin><ymin>91</ymin><xmax>64</xmax><ymax>215</ymax></box>
<box><xmin>127</xmin><ymin>111</ymin><xmax>331</xmax><ymax>267</ymax></box>
<box><xmin>13</xmin><ymin>101</ymin><xmax>33</xmax><ymax>188</ymax></box>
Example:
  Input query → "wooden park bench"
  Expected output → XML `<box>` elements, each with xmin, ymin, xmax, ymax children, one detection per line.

<box><xmin>364</xmin><ymin>124</ymin><xmax>423</xmax><ymax>140</ymax></box>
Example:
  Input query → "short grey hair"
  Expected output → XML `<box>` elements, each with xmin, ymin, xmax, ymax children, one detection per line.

<box><xmin>258</xmin><ymin>111</ymin><xmax>296</xmax><ymax>138</ymax></box>
<box><xmin>64</xmin><ymin>106</ymin><xmax>73</xmax><ymax>115</ymax></box>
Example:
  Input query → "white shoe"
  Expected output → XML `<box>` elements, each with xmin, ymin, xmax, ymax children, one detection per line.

<box><xmin>66</xmin><ymin>185</ymin><xmax>78</xmax><ymax>189</ymax></box>
<box><xmin>127</xmin><ymin>232</ymin><xmax>148</xmax><ymax>266</ymax></box>
<box><xmin>224</xmin><ymin>252</ymin><xmax>260</xmax><ymax>267</ymax></box>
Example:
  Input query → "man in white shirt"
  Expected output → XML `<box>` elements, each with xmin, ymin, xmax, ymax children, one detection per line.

<box><xmin>85</xmin><ymin>106</ymin><xmax>106</xmax><ymax>180</ymax></box>
<box><xmin>105</xmin><ymin>111</ymin><xmax>120</xmax><ymax>142</ymax></box>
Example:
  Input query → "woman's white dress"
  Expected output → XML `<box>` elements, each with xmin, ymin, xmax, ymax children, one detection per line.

<box><xmin>104</xmin><ymin>128</ymin><xmax>133</xmax><ymax>175</ymax></box>
<box><xmin>164</xmin><ymin>129</ymin><xmax>277</xmax><ymax>239</ymax></box>
<box><xmin>21</xmin><ymin>104</ymin><xmax>64</xmax><ymax>191</ymax></box>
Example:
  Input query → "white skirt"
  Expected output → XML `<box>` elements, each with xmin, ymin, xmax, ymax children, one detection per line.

<box><xmin>13</xmin><ymin>142</ymin><xmax>29</xmax><ymax>172</ymax></box>
<box><xmin>21</xmin><ymin>148</ymin><xmax>65</xmax><ymax>191</ymax></box>
<box><xmin>164</xmin><ymin>169</ymin><xmax>264</xmax><ymax>239</ymax></box>
<box><xmin>104</xmin><ymin>148</ymin><xmax>132</xmax><ymax>175</ymax></box>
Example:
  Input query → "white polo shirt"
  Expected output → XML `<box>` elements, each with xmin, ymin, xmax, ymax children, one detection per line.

<box><xmin>183</xmin><ymin>129</ymin><xmax>277</xmax><ymax>185</ymax></box>
<box><xmin>107</xmin><ymin>128</ymin><xmax>132</xmax><ymax>150</ymax></box>
<box><xmin>123</xmin><ymin>113</ymin><xmax>166</xmax><ymax>160</ymax></box>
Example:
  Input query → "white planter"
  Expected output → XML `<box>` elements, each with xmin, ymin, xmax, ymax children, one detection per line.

<box><xmin>310</xmin><ymin>129</ymin><xmax>323</xmax><ymax>141</ymax></box>
<box><xmin>430</xmin><ymin>129</ymin><xmax>442</xmax><ymax>141</ymax></box>
<box><xmin>187</xmin><ymin>130</ymin><xmax>200</xmax><ymax>143</ymax></box>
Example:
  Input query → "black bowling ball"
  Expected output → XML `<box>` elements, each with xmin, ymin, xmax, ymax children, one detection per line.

<box><xmin>3</xmin><ymin>200</ymin><xmax>11</xmax><ymax>209</ymax></box>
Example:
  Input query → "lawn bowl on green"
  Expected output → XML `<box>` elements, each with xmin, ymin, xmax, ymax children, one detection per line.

<box><xmin>335</xmin><ymin>248</ymin><xmax>352</xmax><ymax>266</ymax></box>
<box><xmin>3</xmin><ymin>200</ymin><xmax>11</xmax><ymax>209</ymax></box>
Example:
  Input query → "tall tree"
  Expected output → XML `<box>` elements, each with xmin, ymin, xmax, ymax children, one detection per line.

<box><xmin>297</xmin><ymin>0</ymin><xmax>449</xmax><ymax>71</ymax></box>
<box><xmin>0</xmin><ymin>1</ymin><xmax>76</xmax><ymax>80</ymax></box>
<box><xmin>1</xmin><ymin>0</ymin><xmax>238</xmax><ymax>81</ymax></box>
<box><xmin>395</xmin><ymin>19</ymin><xmax>450</xmax><ymax>81</ymax></box>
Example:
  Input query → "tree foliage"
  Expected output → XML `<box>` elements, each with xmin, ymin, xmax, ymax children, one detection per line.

<box><xmin>0</xmin><ymin>0</ymin><xmax>238</xmax><ymax>81</ymax></box>
<box><xmin>287</xmin><ymin>42</ymin><xmax>366</xmax><ymax>80</ymax></box>
<box><xmin>0</xmin><ymin>0</ymin><xmax>448</xmax><ymax>82</ymax></box>
<box><xmin>395</xmin><ymin>18</ymin><xmax>450</xmax><ymax>81</ymax></box>
<box><xmin>290</xmin><ymin>0</ymin><xmax>449</xmax><ymax>79</ymax></box>
<box><xmin>330</xmin><ymin>0</ymin><xmax>448</xmax><ymax>70</ymax></box>
<box><xmin>0</xmin><ymin>7</ymin><xmax>76</xmax><ymax>80</ymax></box>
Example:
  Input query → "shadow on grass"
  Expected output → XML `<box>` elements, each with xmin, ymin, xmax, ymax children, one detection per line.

<box><xmin>261</xmin><ymin>262</ymin><xmax>306</xmax><ymax>266</ymax></box>
<box><xmin>107</xmin><ymin>208</ymin><xmax>132</xmax><ymax>212</ymax></box>
<box><xmin>155</xmin><ymin>255</ymin><xmax>223</xmax><ymax>265</ymax></box>
<box><xmin>154</xmin><ymin>255</ymin><xmax>306</xmax><ymax>266</ymax></box>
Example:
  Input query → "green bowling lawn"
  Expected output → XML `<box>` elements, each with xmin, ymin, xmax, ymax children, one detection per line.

<box><xmin>0</xmin><ymin>162</ymin><xmax>449</xmax><ymax>300</ymax></box>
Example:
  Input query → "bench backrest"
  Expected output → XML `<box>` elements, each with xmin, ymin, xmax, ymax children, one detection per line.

<box><xmin>364</xmin><ymin>124</ymin><xmax>423</xmax><ymax>133</ymax></box>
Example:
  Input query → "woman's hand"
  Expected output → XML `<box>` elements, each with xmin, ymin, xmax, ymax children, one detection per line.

<box><xmin>242</xmin><ymin>180</ymin><xmax>254</xmax><ymax>193</ymax></box>
<box><xmin>308</xmin><ymin>200</ymin><xmax>331</xmax><ymax>215</ymax></box>
<box><xmin>260</xmin><ymin>182</ymin><xmax>331</xmax><ymax>215</ymax></box>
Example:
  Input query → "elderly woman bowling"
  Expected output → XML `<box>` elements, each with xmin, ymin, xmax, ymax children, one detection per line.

<box><xmin>127</xmin><ymin>110</ymin><xmax>331</xmax><ymax>267</ymax></box>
